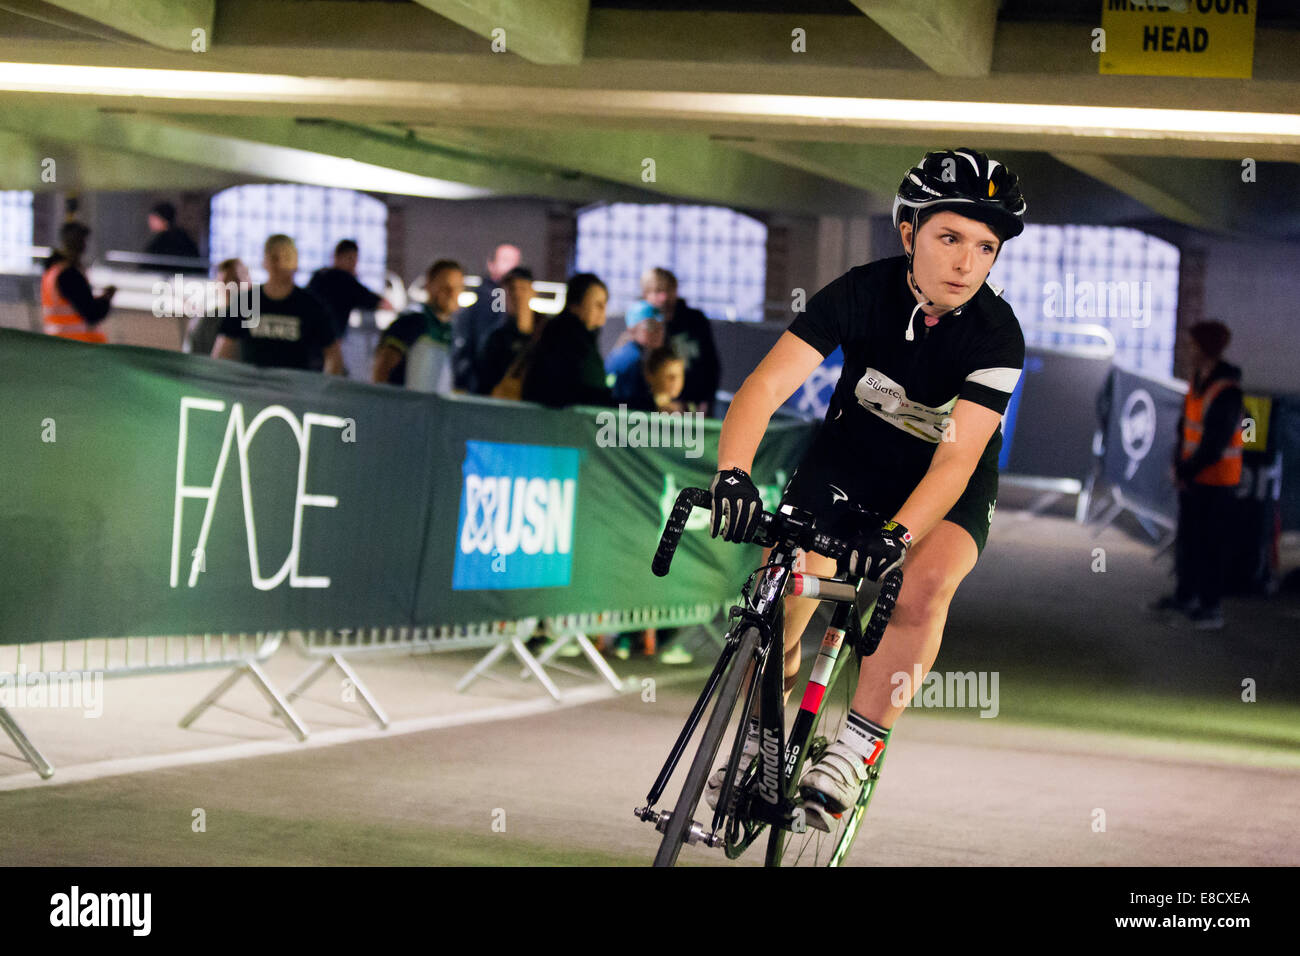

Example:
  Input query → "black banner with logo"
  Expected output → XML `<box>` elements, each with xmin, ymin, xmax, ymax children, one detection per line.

<box><xmin>1099</xmin><ymin>366</ymin><xmax>1186</xmax><ymax>521</ymax></box>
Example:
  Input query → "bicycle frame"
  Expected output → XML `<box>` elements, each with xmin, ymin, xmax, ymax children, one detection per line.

<box><xmin>637</xmin><ymin>493</ymin><xmax>882</xmax><ymax>853</ymax></box>
<box><xmin>721</xmin><ymin>579</ymin><xmax>865</xmax><ymax>856</ymax></box>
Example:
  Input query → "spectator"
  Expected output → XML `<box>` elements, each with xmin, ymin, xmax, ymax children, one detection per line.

<box><xmin>372</xmin><ymin>259</ymin><xmax>464</xmax><ymax>392</ymax></box>
<box><xmin>477</xmin><ymin>266</ymin><xmax>540</xmax><ymax>397</ymax></box>
<box><xmin>144</xmin><ymin>201</ymin><xmax>203</xmax><ymax>273</ymax></box>
<box><xmin>636</xmin><ymin>345</ymin><xmax>688</xmax><ymax>413</ymax></box>
<box><xmin>521</xmin><ymin>273</ymin><xmax>616</xmax><ymax>409</ymax></box>
<box><xmin>642</xmin><ymin>267</ymin><xmax>721</xmax><ymax>416</ymax></box>
<box><xmin>1150</xmin><ymin>320</ymin><xmax>1245</xmax><ymax>631</ymax></box>
<box><xmin>306</xmin><ymin>239</ymin><xmax>392</xmax><ymax>343</ymax></box>
<box><xmin>616</xmin><ymin>343</ymin><xmax>696</xmax><ymax>664</ymax></box>
<box><xmin>185</xmin><ymin>258</ymin><xmax>249</xmax><ymax>357</ymax></box>
<box><xmin>605</xmin><ymin>301</ymin><xmax>664</xmax><ymax>407</ymax></box>
<box><xmin>42</xmin><ymin>221</ymin><xmax>115</xmax><ymax>343</ymax></box>
<box><xmin>211</xmin><ymin>234</ymin><xmax>343</xmax><ymax>374</ymax></box>
<box><xmin>452</xmin><ymin>242</ymin><xmax>522</xmax><ymax>393</ymax></box>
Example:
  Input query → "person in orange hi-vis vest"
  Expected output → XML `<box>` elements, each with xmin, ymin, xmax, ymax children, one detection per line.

<box><xmin>41</xmin><ymin>221</ymin><xmax>116</xmax><ymax>344</ymax></box>
<box><xmin>1150</xmin><ymin>320</ymin><xmax>1244</xmax><ymax>631</ymax></box>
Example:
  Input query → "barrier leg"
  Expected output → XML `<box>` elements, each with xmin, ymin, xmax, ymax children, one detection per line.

<box><xmin>278</xmin><ymin>655</ymin><xmax>389</xmax><ymax>730</ymax></box>
<box><xmin>285</xmin><ymin>659</ymin><xmax>333</xmax><ymax>703</ymax></box>
<box><xmin>574</xmin><ymin>633</ymin><xmax>625</xmax><ymax>692</ymax></box>
<box><xmin>1023</xmin><ymin>490</ymin><xmax>1063</xmax><ymax>517</ymax></box>
<box><xmin>509</xmin><ymin>637</ymin><xmax>563</xmax><ymax>702</ymax></box>
<box><xmin>520</xmin><ymin>633</ymin><xmax>570</xmax><ymax>676</ymax></box>
<box><xmin>179</xmin><ymin>662</ymin><xmax>309</xmax><ymax>742</ymax></box>
<box><xmin>519</xmin><ymin>632</ymin><xmax>624</xmax><ymax>690</ymax></box>
<box><xmin>1091</xmin><ymin>498</ymin><xmax>1125</xmax><ymax>536</ymax></box>
<box><xmin>330</xmin><ymin>654</ymin><xmax>390</xmax><ymax>729</ymax></box>
<box><xmin>0</xmin><ymin>706</ymin><xmax>54</xmax><ymax>779</ymax></box>
<box><xmin>1076</xmin><ymin>471</ymin><xmax>1096</xmax><ymax>524</ymax></box>
<box><xmin>454</xmin><ymin>641</ymin><xmax>512</xmax><ymax>693</ymax></box>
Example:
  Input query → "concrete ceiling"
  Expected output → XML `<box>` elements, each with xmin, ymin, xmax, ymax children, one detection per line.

<box><xmin>0</xmin><ymin>0</ymin><xmax>1296</xmax><ymax>236</ymax></box>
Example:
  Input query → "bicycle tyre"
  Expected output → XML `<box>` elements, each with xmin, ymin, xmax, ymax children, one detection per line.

<box><xmin>652</xmin><ymin>626</ymin><xmax>761</xmax><ymax>867</ymax></box>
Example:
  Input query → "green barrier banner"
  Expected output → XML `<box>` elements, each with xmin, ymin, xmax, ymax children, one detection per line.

<box><xmin>0</xmin><ymin>330</ymin><xmax>814</xmax><ymax>644</ymax></box>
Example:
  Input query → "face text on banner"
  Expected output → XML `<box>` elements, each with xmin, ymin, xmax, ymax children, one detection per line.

<box><xmin>170</xmin><ymin>397</ymin><xmax>349</xmax><ymax>591</ymax></box>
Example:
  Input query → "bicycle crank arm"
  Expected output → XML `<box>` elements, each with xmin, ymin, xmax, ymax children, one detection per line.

<box><xmin>743</xmin><ymin>797</ymin><xmax>810</xmax><ymax>834</ymax></box>
<box><xmin>634</xmin><ymin>806</ymin><xmax>724</xmax><ymax>848</ymax></box>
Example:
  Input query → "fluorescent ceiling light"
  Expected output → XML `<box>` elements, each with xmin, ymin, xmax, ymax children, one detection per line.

<box><xmin>1</xmin><ymin>62</ymin><xmax>1297</xmax><ymax>145</ymax></box>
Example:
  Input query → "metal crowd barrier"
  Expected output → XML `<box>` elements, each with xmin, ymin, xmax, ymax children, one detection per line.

<box><xmin>287</xmin><ymin>604</ymin><xmax>726</xmax><ymax>714</ymax></box>
<box><xmin>509</xmin><ymin>606</ymin><xmax>733</xmax><ymax>697</ymax></box>
<box><xmin>0</xmin><ymin>631</ymin><xmax>292</xmax><ymax>779</ymax></box>
<box><xmin>289</xmin><ymin>621</ymin><xmax>528</xmax><ymax>727</ymax></box>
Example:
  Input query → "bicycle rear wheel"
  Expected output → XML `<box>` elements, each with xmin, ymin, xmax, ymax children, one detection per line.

<box><xmin>653</xmin><ymin>626</ymin><xmax>761</xmax><ymax>867</ymax></box>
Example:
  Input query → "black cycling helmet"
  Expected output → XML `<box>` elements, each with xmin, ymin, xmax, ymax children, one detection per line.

<box><xmin>891</xmin><ymin>147</ymin><xmax>1026</xmax><ymax>242</ymax></box>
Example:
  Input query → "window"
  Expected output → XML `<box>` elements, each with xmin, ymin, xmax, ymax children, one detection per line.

<box><xmin>209</xmin><ymin>184</ymin><xmax>387</xmax><ymax>291</ymax></box>
<box><xmin>575</xmin><ymin>203</ymin><xmax>767</xmax><ymax>320</ymax></box>
<box><xmin>0</xmin><ymin>191</ymin><xmax>34</xmax><ymax>271</ymax></box>
<box><xmin>988</xmin><ymin>224</ymin><xmax>1180</xmax><ymax>378</ymax></box>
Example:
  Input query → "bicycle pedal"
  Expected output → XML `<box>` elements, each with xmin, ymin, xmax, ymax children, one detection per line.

<box><xmin>798</xmin><ymin>799</ymin><xmax>838</xmax><ymax>833</ymax></box>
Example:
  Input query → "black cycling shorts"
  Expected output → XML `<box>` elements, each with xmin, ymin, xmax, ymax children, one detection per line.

<box><xmin>778</xmin><ymin>445</ymin><xmax>999</xmax><ymax>557</ymax></box>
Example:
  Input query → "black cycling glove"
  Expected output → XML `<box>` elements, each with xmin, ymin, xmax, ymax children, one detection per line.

<box><xmin>843</xmin><ymin>519</ymin><xmax>911</xmax><ymax>582</ymax></box>
<box><xmin>709</xmin><ymin>467</ymin><xmax>762</xmax><ymax>543</ymax></box>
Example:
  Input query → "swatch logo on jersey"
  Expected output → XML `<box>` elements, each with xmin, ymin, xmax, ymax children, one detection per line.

<box><xmin>453</xmin><ymin>441</ymin><xmax>581</xmax><ymax>590</ymax></box>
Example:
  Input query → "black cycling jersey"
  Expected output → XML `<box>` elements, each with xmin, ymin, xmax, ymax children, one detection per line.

<box><xmin>787</xmin><ymin>255</ymin><xmax>1025</xmax><ymax>490</ymax></box>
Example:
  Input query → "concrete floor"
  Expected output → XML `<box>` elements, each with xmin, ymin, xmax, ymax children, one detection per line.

<box><xmin>2</xmin><ymin>507</ymin><xmax>1298</xmax><ymax>866</ymax></box>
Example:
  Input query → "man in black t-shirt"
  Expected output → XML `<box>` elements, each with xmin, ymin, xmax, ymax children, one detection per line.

<box><xmin>306</xmin><ymin>238</ymin><xmax>392</xmax><ymax>341</ymax></box>
<box><xmin>701</xmin><ymin>148</ymin><xmax>1029</xmax><ymax>828</ymax></box>
<box><xmin>451</xmin><ymin>242</ymin><xmax>521</xmax><ymax>392</ymax></box>
<box><xmin>211</xmin><ymin>234</ymin><xmax>343</xmax><ymax>374</ymax></box>
<box><xmin>476</xmin><ymin>266</ymin><xmax>538</xmax><ymax>396</ymax></box>
<box><xmin>143</xmin><ymin>201</ymin><xmax>204</xmax><ymax>274</ymax></box>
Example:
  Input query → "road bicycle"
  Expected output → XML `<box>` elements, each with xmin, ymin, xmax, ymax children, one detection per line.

<box><xmin>634</xmin><ymin>486</ymin><xmax>904</xmax><ymax>867</ymax></box>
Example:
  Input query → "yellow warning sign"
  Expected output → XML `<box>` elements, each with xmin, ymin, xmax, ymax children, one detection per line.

<box><xmin>1242</xmin><ymin>394</ymin><xmax>1270</xmax><ymax>451</ymax></box>
<box><xmin>1100</xmin><ymin>0</ymin><xmax>1256</xmax><ymax>79</ymax></box>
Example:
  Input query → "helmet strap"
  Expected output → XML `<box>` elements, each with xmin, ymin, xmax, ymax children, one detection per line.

<box><xmin>907</xmin><ymin>208</ymin><xmax>935</xmax><ymax>308</ymax></box>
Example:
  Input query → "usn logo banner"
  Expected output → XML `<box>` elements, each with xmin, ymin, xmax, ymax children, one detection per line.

<box><xmin>453</xmin><ymin>441</ymin><xmax>581</xmax><ymax>591</ymax></box>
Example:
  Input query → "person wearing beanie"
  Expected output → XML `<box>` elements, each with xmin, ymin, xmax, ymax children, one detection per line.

<box><xmin>1150</xmin><ymin>320</ymin><xmax>1245</xmax><ymax>630</ymax></box>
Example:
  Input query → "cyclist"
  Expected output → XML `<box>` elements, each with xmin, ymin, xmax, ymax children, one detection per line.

<box><xmin>705</xmin><ymin>148</ymin><xmax>1027</xmax><ymax>829</ymax></box>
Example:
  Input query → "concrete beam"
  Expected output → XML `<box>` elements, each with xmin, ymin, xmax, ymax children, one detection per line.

<box><xmin>0</xmin><ymin>0</ymin><xmax>214</xmax><ymax>51</ymax></box>
<box><xmin>1048</xmin><ymin>154</ymin><xmax>1300</xmax><ymax>238</ymax></box>
<box><xmin>2</xmin><ymin>66</ymin><xmax>1296</xmax><ymax>163</ymax></box>
<box><xmin>1052</xmin><ymin>153</ymin><xmax>1218</xmax><ymax>231</ymax></box>
<box><xmin>0</xmin><ymin>103</ymin><xmax>662</xmax><ymax>202</ymax></box>
<box><xmin>850</xmin><ymin>0</ymin><xmax>998</xmax><ymax>77</ymax></box>
<box><xmin>719</xmin><ymin>139</ymin><xmax>922</xmax><ymax>196</ymax></box>
<box><xmin>407</xmin><ymin>125</ymin><xmax>878</xmax><ymax>216</ymax></box>
<box><xmin>410</xmin><ymin>0</ymin><xmax>590</xmax><ymax>65</ymax></box>
<box><xmin>0</xmin><ymin>106</ymin><xmax>487</xmax><ymax>198</ymax></box>
<box><xmin>0</xmin><ymin>127</ymin><xmax>245</xmax><ymax>189</ymax></box>
<box><xmin>3</xmin><ymin>17</ymin><xmax>1300</xmax><ymax>113</ymax></box>
<box><xmin>146</xmin><ymin>114</ymin><xmax>658</xmax><ymax>204</ymax></box>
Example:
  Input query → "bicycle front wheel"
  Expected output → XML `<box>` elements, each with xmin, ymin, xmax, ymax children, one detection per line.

<box><xmin>652</xmin><ymin>626</ymin><xmax>760</xmax><ymax>867</ymax></box>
